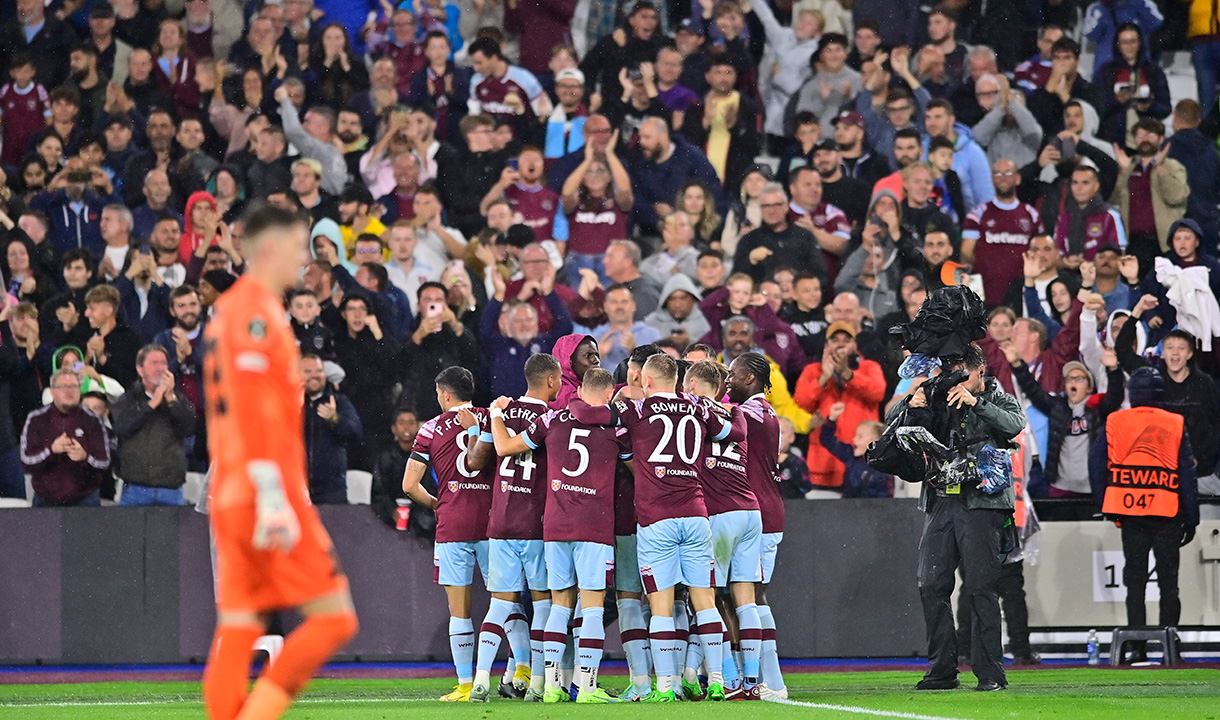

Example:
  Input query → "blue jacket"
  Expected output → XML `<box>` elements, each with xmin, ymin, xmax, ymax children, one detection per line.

<box><xmin>923</xmin><ymin>123</ymin><xmax>994</xmax><ymax>210</ymax></box>
<box><xmin>115</xmin><ymin>276</ymin><xmax>171</xmax><ymax>343</ymax></box>
<box><xmin>30</xmin><ymin>189</ymin><xmax>120</xmax><ymax>259</ymax></box>
<box><xmin>479</xmin><ymin>292</ymin><xmax>574</xmax><ymax>399</ymax></box>
<box><xmin>858</xmin><ymin>86</ymin><xmax>931</xmax><ymax>168</ymax></box>
<box><xmin>1084</xmin><ymin>0</ymin><xmax>1163</xmax><ymax>79</ymax></box>
<box><xmin>819</xmin><ymin>419</ymin><xmax>893</xmax><ymax>498</ymax></box>
<box><xmin>629</xmin><ymin>136</ymin><xmax>727</xmax><ymax>230</ymax></box>
<box><xmin>304</xmin><ymin>388</ymin><xmax>363</xmax><ymax>504</ymax></box>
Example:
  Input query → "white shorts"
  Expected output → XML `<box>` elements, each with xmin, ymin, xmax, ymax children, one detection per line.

<box><xmin>637</xmin><ymin>516</ymin><xmax>714</xmax><ymax>593</ymax></box>
<box><xmin>761</xmin><ymin>532</ymin><xmax>784</xmax><ymax>585</ymax></box>
<box><xmin>434</xmin><ymin>540</ymin><xmax>490</xmax><ymax>587</ymax></box>
<box><xmin>614</xmin><ymin>534</ymin><xmax>643</xmax><ymax>593</ymax></box>
<box><xmin>487</xmin><ymin>538</ymin><xmax>548</xmax><ymax>593</ymax></box>
<box><xmin>545</xmin><ymin>540</ymin><xmax>614</xmax><ymax>591</ymax></box>
<box><xmin>710</xmin><ymin>510</ymin><xmax>763</xmax><ymax>586</ymax></box>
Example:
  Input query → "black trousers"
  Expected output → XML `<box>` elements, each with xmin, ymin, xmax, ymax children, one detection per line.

<box><xmin>1121</xmin><ymin>516</ymin><xmax>1184</xmax><ymax>630</ymax></box>
<box><xmin>918</xmin><ymin>497</ymin><xmax>1009</xmax><ymax>685</ymax></box>
<box><xmin>955</xmin><ymin>561</ymin><xmax>1032</xmax><ymax>657</ymax></box>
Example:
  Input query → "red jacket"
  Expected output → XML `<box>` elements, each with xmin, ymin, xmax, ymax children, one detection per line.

<box><xmin>793</xmin><ymin>358</ymin><xmax>886</xmax><ymax>488</ymax></box>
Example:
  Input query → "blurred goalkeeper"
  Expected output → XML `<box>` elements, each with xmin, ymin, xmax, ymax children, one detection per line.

<box><xmin>885</xmin><ymin>342</ymin><xmax>1025</xmax><ymax>692</ymax></box>
<box><xmin>201</xmin><ymin>205</ymin><xmax>358</xmax><ymax>720</ymax></box>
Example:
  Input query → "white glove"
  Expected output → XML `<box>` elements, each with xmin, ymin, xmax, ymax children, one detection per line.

<box><xmin>249</xmin><ymin>460</ymin><xmax>301</xmax><ymax>552</ymax></box>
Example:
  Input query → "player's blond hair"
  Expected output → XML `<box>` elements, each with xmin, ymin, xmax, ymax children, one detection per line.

<box><xmin>686</xmin><ymin>360</ymin><xmax>727</xmax><ymax>393</ymax></box>
<box><xmin>643</xmin><ymin>354</ymin><xmax>678</xmax><ymax>387</ymax></box>
<box><xmin>583</xmin><ymin>367</ymin><xmax>615</xmax><ymax>393</ymax></box>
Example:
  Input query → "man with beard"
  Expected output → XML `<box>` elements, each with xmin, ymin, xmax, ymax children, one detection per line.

<box><xmin>1053</xmin><ymin>165</ymin><xmax>1126</xmax><ymax>266</ymax></box>
<box><xmin>154</xmin><ymin>285</ymin><xmax>206</xmax><ymax>423</ymax></box>
<box><xmin>110</xmin><ymin>344</ymin><xmax>197</xmax><ymax>505</ymax></box>
<box><xmin>961</xmin><ymin>160</ymin><xmax>1041</xmax><ymax>307</ymax></box>
<box><xmin>338</xmin><ymin>186</ymin><xmax>386</xmax><ymax>252</ymax></box>
<box><xmin>831</xmin><ymin>111</ymin><xmax>890</xmax><ymax>189</ymax></box>
<box><xmin>301</xmin><ymin>354</ymin><xmax>363</xmax><ymax>504</ymax></box>
<box><xmin>1108</xmin><ymin>119</ymin><xmax>1188</xmax><ymax>276</ymax></box>
<box><xmin>333</xmin><ymin>295</ymin><xmax>397</xmax><ymax>472</ymax></box>
<box><xmin>336</xmin><ymin>109</ymin><xmax>369</xmax><ymax>179</ymax></box>
<box><xmin>643</xmin><ymin>274</ymin><xmax>711</xmax><ymax>349</ymax></box>
<box><xmin>873</xmin><ymin>128</ymin><xmax>926</xmax><ymax>199</ymax></box>
<box><xmin>812</xmin><ymin>140</ymin><xmax>869</xmax><ymax>226</ymax></box>
<box><xmin>631</xmin><ymin>117</ymin><xmax>726</xmax><ymax>232</ymax></box>
<box><xmin>149</xmin><ymin>214</ymin><xmax>189</xmax><ymax>288</ymax></box>
<box><xmin>120</xmin><ymin>110</ymin><xmax>191</xmax><ymax>207</ymax></box>
<box><xmin>67</xmin><ymin>45</ymin><xmax>107</xmax><ymax>128</ymax></box>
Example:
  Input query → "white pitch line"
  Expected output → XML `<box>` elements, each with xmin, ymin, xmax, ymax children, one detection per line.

<box><xmin>0</xmin><ymin>697</ymin><xmax>435</xmax><ymax>708</ymax></box>
<box><xmin>769</xmin><ymin>697</ymin><xmax>973</xmax><ymax>720</ymax></box>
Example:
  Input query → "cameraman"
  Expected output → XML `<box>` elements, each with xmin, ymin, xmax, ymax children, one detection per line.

<box><xmin>887</xmin><ymin>342</ymin><xmax>1026</xmax><ymax>692</ymax></box>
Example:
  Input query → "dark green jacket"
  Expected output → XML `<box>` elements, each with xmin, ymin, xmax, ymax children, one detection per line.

<box><xmin>886</xmin><ymin>376</ymin><xmax>1027</xmax><ymax>512</ymax></box>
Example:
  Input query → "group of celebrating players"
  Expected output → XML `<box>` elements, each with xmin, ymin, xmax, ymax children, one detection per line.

<box><xmin>199</xmin><ymin>207</ymin><xmax>788</xmax><ymax>720</ymax></box>
<box><xmin>401</xmin><ymin>337</ymin><xmax>788</xmax><ymax>703</ymax></box>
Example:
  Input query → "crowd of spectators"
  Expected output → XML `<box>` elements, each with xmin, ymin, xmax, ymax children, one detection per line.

<box><xmin>2</xmin><ymin>0</ymin><xmax>1220</xmax><ymax>517</ymax></box>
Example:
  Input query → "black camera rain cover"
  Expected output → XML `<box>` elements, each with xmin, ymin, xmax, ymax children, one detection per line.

<box><xmin>890</xmin><ymin>285</ymin><xmax>988</xmax><ymax>357</ymax></box>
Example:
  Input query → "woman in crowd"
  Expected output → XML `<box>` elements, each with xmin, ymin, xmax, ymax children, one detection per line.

<box><xmin>675</xmin><ymin>179</ymin><xmax>723</xmax><ymax>249</ymax></box>
<box><xmin>719</xmin><ymin>164</ymin><xmax>770</xmax><ymax>258</ymax></box>
<box><xmin>2</xmin><ymin>237</ymin><xmax>51</xmax><ymax>308</ymax></box>
<box><xmin>561</xmin><ymin>137</ymin><xmax>632</xmax><ymax>287</ymax></box>
<box><xmin>152</xmin><ymin>19</ymin><xmax>201</xmax><ymax>119</ymax></box>
<box><xmin>313</xmin><ymin>22</ymin><xmax>370</xmax><ymax>109</ymax></box>
<box><xmin>209</xmin><ymin>65</ymin><xmax>273</xmax><ymax>158</ymax></box>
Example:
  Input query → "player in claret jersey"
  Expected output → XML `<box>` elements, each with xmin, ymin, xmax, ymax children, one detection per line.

<box><xmin>491</xmin><ymin>367</ymin><xmax>629</xmax><ymax>704</ymax></box>
<box><xmin>402</xmin><ymin>367</ymin><xmax>495</xmax><ymax>702</ymax></box>
<box><xmin>725</xmin><ymin>352</ymin><xmax>787</xmax><ymax>700</ymax></box>
<box><xmin>202</xmin><ymin>206</ymin><xmax>358</xmax><ymax>720</ymax></box>
<box><xmin>571</xmin><ymin>354</ymin><xmax>741</xmax><ymax>702</ymax></box>
<box><xmin>683</xmin><ymin>360</ymin><xmax>764</xmax><ymax>701</ymax></box>
<box><xmin>467</xmin><ymin>354</ymin><xmax>563</xmax><ymax>702</ymax></box>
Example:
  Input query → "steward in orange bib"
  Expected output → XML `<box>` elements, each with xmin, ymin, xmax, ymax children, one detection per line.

<box><xmin>1089</xmin><ymin>367</ymin><xmax>1199</xmax><ymax>663</ymax></box>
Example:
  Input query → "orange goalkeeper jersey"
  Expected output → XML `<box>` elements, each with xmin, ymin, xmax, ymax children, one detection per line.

<box><xmin>203</xmin><ymin>275</ymin><xmax>308</xmax><ymax>512</ymax></box>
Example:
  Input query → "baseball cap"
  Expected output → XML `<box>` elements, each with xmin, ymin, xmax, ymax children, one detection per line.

<box><xmin>1062</xmin><ymin>361</ymin><xmax>1094</xmax><ymax>388</ymax></box>
<box><xmin>677</xmin><ymin>17</ymin><xmax>705</xmax><ymax>36</ymax></box>
<box><xmin>826</xmin><ymin>321</ymin><xmax>856</xmax><ymax>339</ymax></box>
<box><xmin>555</xmin><ymin>68</ymin><xmax>585</xmax><ymax>85</ymax></box>
<box><xmin>833</xmin><ymin>110</ymin><xmax>865</xmax><ymax>129</ymax></box>
<box><xmin>813</xmin><ymin>139</ymin><xmax>838</xmax><ymax>153</ymax></box>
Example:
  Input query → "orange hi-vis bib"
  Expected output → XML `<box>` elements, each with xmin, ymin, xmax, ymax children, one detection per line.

<box><xmin>1103</xmin><ymin>407</ymin><xmax>1183</xmax><ymax>518</ymax></box>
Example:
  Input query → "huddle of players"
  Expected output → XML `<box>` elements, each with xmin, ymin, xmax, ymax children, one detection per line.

<box><xmin>401</xmin><ymin>340</ymin><xmax>788</xmax><ymax>703</ymax></box>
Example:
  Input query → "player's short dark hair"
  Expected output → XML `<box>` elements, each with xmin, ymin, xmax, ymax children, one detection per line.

<box><xmin>682</xmin><ymin>342</ymin><xmax>716</xmax><ymax>359</ymax></box>
<box><xmin>790</xmin><ymin>165</ymin><xmax>819</xmax><ymax>184</ymax></box>
<box><xmin>242</xmin><ymin>203</ymin><xmax>308</xmax><ymax>247</ymax></box>
<box><xmin>582</xmin><ymin>367</ymin><xmax>615</xmax><ymax>393</ymax></box>
<box><xmin>708</xmin><ymin>55</ymin><xmax>737</xmax><ymax>71</ymax></box>
<box><xmin>628</xmin><ymin>343</ymin><xmax>664</xmax><ymax>370</ymax></box>
<box><xmin>1071</xmin><ymin>164</ymin><xmax>1100</xmax><ymax>183</ymax></box>
<box><xmin>687</xmin><ymin>359</ymin><xmax>727</xmax><ymax>391</ymax></box>
<box><xmin>642</xmin><ymin>354</ymin><xmax>678</xmax><ymax>385</ymax></box>
<box><xmin>525</xmin><ymin>353</ymin><xmax>561</xmax><ymax>385</ymax></box>
<box><xmin>469</xmin><ymin>36</ymin><xmax>503</xmax><ymax>60</ymax></box>
<box><xmin>435</xmin><ymin>366</ymin><xmax>475</xmax><ymax>401</ymax></box>
<box><xmin>736</xmin><ymin>352</ymin><xmax>773</xmax><ymax>392</ymax></box>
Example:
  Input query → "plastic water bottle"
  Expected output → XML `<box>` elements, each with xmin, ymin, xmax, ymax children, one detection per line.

<box><xmin>1086</xmin><ymin>629</ymin><xmax>1100</xmax><ymax>665</ymax></box>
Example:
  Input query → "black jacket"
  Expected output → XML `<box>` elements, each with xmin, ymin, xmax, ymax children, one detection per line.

<box><xmin>1013</xmin><ymin>361</ymin><xmax>1123</xmax><ymax>495</ymax></box>
<box><xmin>399</xmin><ymin>323</ymin><xmax>480</xmax><ymax>418</ymax></box>
<box><xmin>90</xmin><ymin>322</ymin><xmax>142</xmax><ymax>390</ymax></box>
<box><xmin>371</xmin><ymin>443</ymin><xmax>437</xmax><ymax>537</ymax></box>
<box><xmin>304</xmin><ymin>388</ymin><xmax>362</xmax><ymax>504</ymax></box>
<box><xmin>110</xmin><ymin>383</ymin><xmax>197</xmax><ymax>489</ymax></box>
<box><xmin>733</xmin><ymin>222</ymin><xmax>827</xmax><ymax>285</ymax></box>
<box><xmin>437</xmin><ymin>147</ymin><xmax>511</xmax><ymax>238</ymax></box>
<box><xmin>1114</xmin><ymin>316</ymin><xmax>1220</xmax><ymax>477</ymax></box>
<box><xmin>0</xmin><ymin>322</ymin><xmax>20</xmax><ymax>454</ymax></box>
<box><xmin>333</xmin><ymin>327</ymin><xmax>398</xmax><ymax>469</ymax></box>
<box><xmin>1166</xmin><ymin>127</ymin><xmax>1220</xmax><ymax>244</ymax></box>
<box><xmin>0</xmin><ymin>16</ymin><xmax>76</xmax><ymax>87</ymax></box>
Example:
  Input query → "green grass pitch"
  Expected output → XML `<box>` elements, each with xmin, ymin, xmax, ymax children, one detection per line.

<box><xmin>0</xmin><ymin>669</ymin><xmax>1218</xmax><ymax>719</ymax></box>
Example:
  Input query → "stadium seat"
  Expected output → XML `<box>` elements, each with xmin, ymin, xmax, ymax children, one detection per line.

<box><xmin>253</xmin><ymin>634</ymin><xmax>284</xmax><ymax>667</ymax></box>
<box><xmin>1109</xmin><ymin>627</ymin><xmax>1181</xmax><ymax>666</ymax></box>
<box><xmin>346</xmin><ymin>471</ymin><xmax>372</xmax><ymax>505</ymax></box>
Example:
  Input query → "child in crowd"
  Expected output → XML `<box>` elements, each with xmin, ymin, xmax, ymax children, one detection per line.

<box><xmin>819</xmin><ymin>402</ymin><xmax>893</xmax><ymax>498</ymax></box>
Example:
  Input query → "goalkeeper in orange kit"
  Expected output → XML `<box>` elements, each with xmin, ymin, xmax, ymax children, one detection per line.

<box><xmin>201</xmin><ymin>205</ymin><xmax>358</xmax><ymax>720</ymax></box>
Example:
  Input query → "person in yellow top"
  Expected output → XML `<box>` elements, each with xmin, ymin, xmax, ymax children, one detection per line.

<box><xmin>338</xmin><ymin>185</ymin><xmax>388</xmax><ymax>260</ymax></box>
<box><xmin>686</xmin><ymin>57</ymin><xmax>761</xmax><ymax>195</ymax></box>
